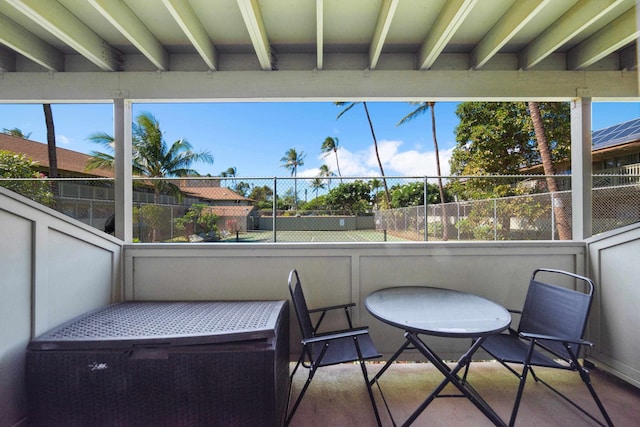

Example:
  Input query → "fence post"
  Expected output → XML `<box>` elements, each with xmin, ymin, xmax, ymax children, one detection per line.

<box><xmin>423</xmin><ymin>177</ymin><xmax>429</xmax><ymax>241</ymax></box>
<box><xmin>457</xmin><ymin>201</ymin><xmax>460</xmax><ymax>240</ymax></box>
<box><xmin>550</xmin><ymin>192</ymin><xmax>556</xmax><ymax>240</ymax></box>
<box><xmin>493</xmin><ymin>199</ymin><xmax>498</xmax><ymax>241</ymax></box>
<box><xmin>272</xmin><ymin>177</ymin><xmax>277</xmax><ymax>242</ymax></box>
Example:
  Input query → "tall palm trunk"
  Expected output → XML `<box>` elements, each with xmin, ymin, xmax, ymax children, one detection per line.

<box><xmin>528</xmin><ymin>102</ymin><xmax>571</xmax><ymax>240</ymax></box>
<box><xmin>43</xmin><ymin>104</ymin><xmax>59</xmax><ymax>204</ymax></box>
<box><xmin>429</xmin><ymin>103</ymin><xmax>448</xmax><ymax>241</ymax></box>
<box><xmin>334</xmin><ymin>149</ymin><xmax>342</xmax><ymax>180</ymax></box>
<box><xmin>293</xmin><ymin>166</ymin><xmax>298</xmax><ymax>210</ymax></box>
<box><xmin>362</xmin><ymin>102</ymin><xmax>391</xmax><ymax>208</ymax></box>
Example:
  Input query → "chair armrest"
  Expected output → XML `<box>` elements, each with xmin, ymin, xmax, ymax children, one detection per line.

<box><xmin>309</xmin><ymin>302</ymin><xmax>356</xmax><ymax>313</ymax></box>
<box><xmin>302</xmin><ymin>327</ymin><xmax>369</xmax><ymax>344</ymax></box>
<box><xmin>519</xmin><ymin>332</ymin><xmax>594</xmax><ymax>347</ymax></box>
<box><xmin>309</xmin><ymin>302</ymin><xmax>356</xmax><ymax>332</ymax></box>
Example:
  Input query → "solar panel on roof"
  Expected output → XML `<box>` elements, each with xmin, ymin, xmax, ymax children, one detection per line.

<box><xmin>592</xmin><ymin>117</ymin><xmax>640</xmax><ymax>150</ymax></box>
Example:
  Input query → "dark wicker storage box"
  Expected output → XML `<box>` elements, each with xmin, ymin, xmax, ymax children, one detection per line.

<box><xmin>26</xmin><ymin>301</ymin><xmax>289</xmax><ymax>426</ymax></box>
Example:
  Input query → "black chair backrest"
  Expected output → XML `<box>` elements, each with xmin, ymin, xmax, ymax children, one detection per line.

<box><xmin>518</xmin><ymin>268</ymin><xmax>594</xmax><ymax>357</ymax></box>
<box><xmin>288</xmin><ymin>269</ymin><xmax>315</xmax><ymax>340</ymax></box>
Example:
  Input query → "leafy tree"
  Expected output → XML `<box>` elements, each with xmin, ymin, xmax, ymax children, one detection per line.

<box><xmin>0</xmin><ymin>150</ymin><xmax>54</xmax><ymax>206</ymax></box>
<box><xmin>320</xmin><ymin>136</ymin><xmax>342</xmax><ymax>179</ymax></box>
<box><xmin>301</xmin><ymin>194</ymin><xmax>329</xmax><ymax>211</ymax></box>
<box><xmin>280</xmin><ymin>148</ymin><xmax>306</xmax><ymax>209</ymax></box>
<box><xmin>335</xmin><ymin>102</ymin><xmax>391</xmax><ymax>208</ymax></box>
<box><xmin>2</xmin><ymin>128</ymin><xmax>32</xmax><ymax>139</ymax></box>
<box><xmin>450</xmin><ymin>101</ymin><xmax>570</xmax><ymax>200</ymax></box>
<box><xmin>325</xmin><ymin>180</ymin><xmax>372</xmax><ymax>215</ymax></box>
<box><xmin>390</xmin><ymin>181</ymin><xmax>452</xmax><ymax>208</ymax></box>
<box><xmin>276</xmin><ymin>188</ymin><xmax>297</xmax><ymax>211</ymax></box>
<box><xmin>134</xmin><ymin>204</ymin><xmax>172</xmax><ymax>242</ymax></box>
<box><xmin>173</xmin><ymin>203</ymin><xmax>219</xmax><ymax>240</ymax></box>
<box><xmin>86</xmin><ymin>111</ymin><xmax>214</xmax><ymax>204</ymax></box>
<box><xmin>248</xmin><ymin>184</ymin><xmax>274</xmax><ymax>210</ymax></box>
<box><xmin>233</xmin><ymin>181</ymin><xmax>250</xmax><ymax>197</ymax></box>
<box><xmin>397</xmin><ymin>101</ymin><xmax>448</xmax><ymax>239</ymax></box>
<box><xmin>450</xmin><ymin>101</ymin><xmax>570</xmax><ymax>238</ymax></box>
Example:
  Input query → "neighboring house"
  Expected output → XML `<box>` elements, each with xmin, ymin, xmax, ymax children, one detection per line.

<box><xmin>0</xmin><ymin>133</ymin><xmax>113</xmax><ymax>178</ymax></box>
<box><xmin>523</xmin><ymin>117</ymin><xmax>640</xmax><ymax>179</ymax></box>
<box><xmin>0</xmin><ymin>134</ymin><xmax>255</xmax><ymax>234</ymax></box>
<box><xmin>519</xmin><ymin>118</ymin><xmax>640</xmax><ymax>234</ymax></box>
<box><xmin>591</xmin><ymin>118</ymin><xmax>640</xmax><ymax>177</ymax></box>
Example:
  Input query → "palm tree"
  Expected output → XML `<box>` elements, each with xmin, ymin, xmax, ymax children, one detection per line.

<box><xmin>87</xmin><ymin>112</ymin><xmax>214</xmax><ymax>241</ymax></box>
<box><xmin>369</xmin><ymin>178</ymin><xmax>383</xmax><ymax>208</ymax></box>
<box><xmin>2</xmin><ymin>127</ymin><xmax>32</xmax><ymax>139</ymax></box>
<box><xmin>320</xmin><ymin>136</ymin><xmax>342</xmax><ymax>179</ymax></box>
<box><xmin>528</xmin><ymin>101</ymin><xmax>571</xmax><ymax>240</ymax></box>
<box><xmin>43</xmin><ymin>104</ymin><xmax>59</xmax><ymax>203</ymax></box>
<box><xmin>310</xmin><ymin>177</ymin><xmax>325</xmax><ymax>198</ymax></box>
<box><xmin>334</xmin><ymin>102</ymin><xmax>391</xmax><ymax>208</ymax></box>
<box><xmin>220</xmin><ymin>166</ymin><xmax>237</xmax><ymax>187</ymax></box>
<box><xmin>280</xmin><ymin>148</ymin><xmax>306</xmax><ymax>209</ymax></box>
<box><xmin>397</xmin><ymin>101</ymin><xmax>448</xmax><ymax>240</ymax></box>
<box><xmin>86</xmin><ymin>111</ymin><xmax>214</xmax><ymax>203</ymax></box>
<box><xmin>319</xmin><ymin>164</ymin><xmax>335</xmax><ymax>191</ymax></box>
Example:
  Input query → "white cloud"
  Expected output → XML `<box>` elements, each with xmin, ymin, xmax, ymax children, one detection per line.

<box><xmin>383</xmin><ymin>141</ymin><xmax>453</xmax><ymax>177</ymax></box>
<box><xmin>56</xmin><ymin>134</ymin><xmax>72</xmax><ymax>145</ymax></box>
<box><xmin>341</xmin><ymin>140</ymin><xmax>453</xmax><ymax>177</ymax></box>
<box><xmin>298</xmin><ymin>168</ymin><xmax>321</xmax><ymax>178</ymax></box>
<box><xmin>298</xmin><ymin>139</ymin><xmax>453</xmax><ymax>179</ymax></box>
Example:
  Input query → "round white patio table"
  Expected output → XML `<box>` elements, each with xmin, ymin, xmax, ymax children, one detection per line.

<box><xmin>365</xmin><ymin>286</ymin><xmax>511</xmax><ymax>427</ymax></box>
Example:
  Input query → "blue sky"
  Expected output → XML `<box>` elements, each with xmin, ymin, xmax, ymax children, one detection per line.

<box><xmin>1</xmin><ymin>101</ymin><xmax>639</xmax><ymax>178</ymax></box>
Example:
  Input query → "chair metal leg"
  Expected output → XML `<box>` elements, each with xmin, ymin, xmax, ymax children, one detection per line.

<box><xmin>508</xmin><ymin>342</ymin><xmax>536</xmax><ymax>427</ymax></box>
<box><xmin>579</xmin><ymin>370</ymin><xmax>615</xmax><ymax>427</ymax></box>
<box><xmin>286</xmin><ymin>344</ymin><xmax>330</xmax><ymax>426</ymax></box>
<box><xmin>353</xmin><ymin>336</ymin><xmax>383</xmax><ymax>427</ymax></box>
<box><xmin>286</xmin><ymin>367</ymin><xmax>317</xmax><ymax>426</ymax></box>
<box><xmin>530</xmin><ymin>358</ymin><xmax>614</xmax><ymax>427</ymax></box>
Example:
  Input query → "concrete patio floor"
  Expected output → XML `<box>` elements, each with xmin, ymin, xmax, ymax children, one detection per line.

<box><xmin>287</xmin><ymin>361</ymin><xmax>640</xmax><ymax>427</ymax></box>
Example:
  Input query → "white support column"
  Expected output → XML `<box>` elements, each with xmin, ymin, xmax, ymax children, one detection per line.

<box><xmin>113</xmin><ymin>98</ymin><xmax>133</xmax><ymax>242</ymax></box>
<box><xmin>570</xmin><ymin>97</ymin><xmax>593</xmax><ymax>240</ymax></box>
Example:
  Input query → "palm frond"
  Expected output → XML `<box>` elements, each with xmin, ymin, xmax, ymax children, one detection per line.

<box><xmin>335</xmin><ymin>102</ymin><xmax>358</xmax><ymax>120</ymax></box>
<box><xmin>396</xmin><ymin>102</ymin><xmax>431</xmax><ymax>126</ymax></box>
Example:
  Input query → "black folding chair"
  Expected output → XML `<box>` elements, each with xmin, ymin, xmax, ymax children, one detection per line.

<box><xmin>464</xmin><ymin>268</ymin><xmax>614</xmax><ymax>426</ymax></box>
<box><xmin>285</xmin><ymin>269</ymin><xmax>382</xmax><ymax>426</ymax></box>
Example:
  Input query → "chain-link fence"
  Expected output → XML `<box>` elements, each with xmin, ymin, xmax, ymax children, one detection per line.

<box><xmin>377</xmin><ymin>191</ymin><xmax>575</xmax><ymax>241</ymax></box>
<box><xmin>1</xmin><ymin>175</ymin><xmax>638</xmax><ymax>242</ymax></box>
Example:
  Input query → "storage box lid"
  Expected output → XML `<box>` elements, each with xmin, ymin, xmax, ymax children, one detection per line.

<box><xmin>29</xmin><ymin>301</ymin><xmax>287</xmax><ymax>350</ymax></box>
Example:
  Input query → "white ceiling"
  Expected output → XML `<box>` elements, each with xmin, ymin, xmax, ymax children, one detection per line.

<box><xmin>0</xmin><ymin>0</ymin><xmax>638</xmax><ymax>102</ymax></box>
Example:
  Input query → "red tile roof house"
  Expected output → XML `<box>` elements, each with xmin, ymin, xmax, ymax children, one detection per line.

<box><xmin>0</xmin><ymin>133</ymin><xmax>257</xmax><ymax>239</ymax></box>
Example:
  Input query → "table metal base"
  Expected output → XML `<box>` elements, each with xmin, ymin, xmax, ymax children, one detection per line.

<box><xmin>371</xmin><ymin>332</ymin><xmax>506</xmax><ymax>427</ymax></box>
